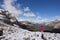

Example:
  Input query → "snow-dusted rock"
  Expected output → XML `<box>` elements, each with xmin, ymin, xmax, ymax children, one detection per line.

<box><xmin>0</xmin><ymin>23</ymin><xmax>60</xmax><ymax>40</ymax></box>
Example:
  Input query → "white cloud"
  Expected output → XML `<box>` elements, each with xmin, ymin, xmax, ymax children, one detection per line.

<box><xmin>54</xmin><ymin>16</ymin><xmax>60</xmax><ymax>21</ymax></box>
<box><xmin>17</xmin><ymin>18</ymin><xmax>24</xmax><ymax>21</ymax></box>
<box><xmin>17</xmin><ymin>3</ymin><xmax>21</xmax><ymax>8</ymax></box>
<box><xmin>23</xmin><ymin>7</ymin><xmax>36</xmax><ymax>17</ymax></box>
<box><xmin>17</xmin><ymin>18</ymin><xmax>31</xmax><ymax>21</ymax></box>
<box><xmin>24</xmin><ymin>12</ymin><xmax>36</xmax><ymax>17</ymax></box>
<box><xmin>2</xmin><ymin>0</ymin><xmax>23</xmax><ymax>16</ymax></box>
<box><xmin>40</xmin><ymin>18</ymin><xmax>49</xmax><ymax>22</ymax></box>
<box><xmin>36</xmin><ymin>16</ymin><xmax>41</xmax><ymax>19</ymax></box>
<box><xmin>24</xmin><ymin>7</ymin><xmax>30</xmax><ymax>12</ymax></box>
<box><xmin>35</xmin><ymin>18</ymin><xmax>49</xmax><ymax>23</ymax></box>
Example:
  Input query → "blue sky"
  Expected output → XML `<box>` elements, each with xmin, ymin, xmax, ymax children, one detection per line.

<box><xmin>0</xmin><ymin>0</ymin><xmax>60</xmax><ymax>23</ymax></box>
<box><xmin>17</xmin><ymin>0</ymin><xmax>60</xmax><ymax>17</ymax></box>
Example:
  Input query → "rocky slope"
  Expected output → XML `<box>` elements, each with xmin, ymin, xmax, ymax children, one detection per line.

<box><xmin>0</xmin><ymin>21</ymin><xmax>60</xmax><ymax>40</ymax></box>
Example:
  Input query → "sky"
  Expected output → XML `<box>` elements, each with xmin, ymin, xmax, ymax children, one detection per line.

<box><xmin>0</xmin><ymin>0</ymin><xmax>60</xmax><ymax>23</ymax></box>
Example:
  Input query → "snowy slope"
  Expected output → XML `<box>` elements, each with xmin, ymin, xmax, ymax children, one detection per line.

<box><xmin>0</xmin><ymin>22</ymin><xmax>60</xmax><ymax>40</ymax></box>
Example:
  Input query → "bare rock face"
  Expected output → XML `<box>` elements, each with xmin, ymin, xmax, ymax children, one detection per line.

<box><xmin>0</xmin><ymin>10</ymin><xmax>19</xmax><ymax>26</ymax></box>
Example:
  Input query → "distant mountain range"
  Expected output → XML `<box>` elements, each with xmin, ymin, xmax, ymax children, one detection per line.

<box><xmin>45</xmin><ymin>19</ymin><xmax>60</xmax><ymax>29</ymax></box>
<box><xmin>19</xmin><ymin>18</ymin><xmax>60</xmax><ymax>32</ymax></box>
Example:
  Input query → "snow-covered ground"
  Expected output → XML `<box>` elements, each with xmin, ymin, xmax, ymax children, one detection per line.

<box><xmin>0</xmin><ymin>22</ymin><xmax>60</xmax><ymax>40</ymax></box>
